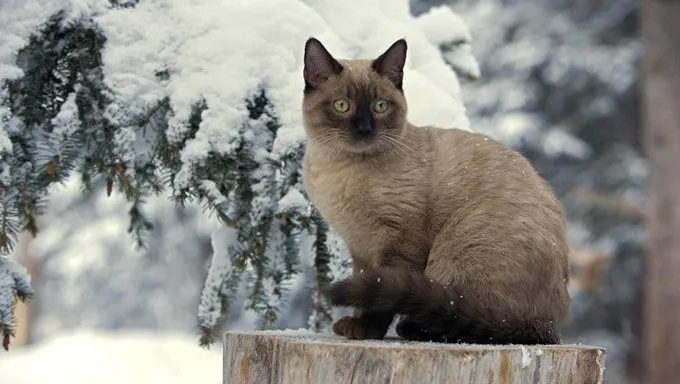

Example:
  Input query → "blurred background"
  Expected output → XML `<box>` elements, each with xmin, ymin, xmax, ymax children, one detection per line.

<box><xmin>0</xmin><ymin>0</ymin><xmax>655</xmax><ymax>383</ymax></box>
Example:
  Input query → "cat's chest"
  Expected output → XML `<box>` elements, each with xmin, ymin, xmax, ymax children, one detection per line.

<box><xmin>302</xmin><ymin>157</ymin><xmax>424</xmax><ymax>253</ymax></box>
<box><xmin>303</xmin><ymin>160</ymin><xmax>376</xmax><ymax>222</ymax></box>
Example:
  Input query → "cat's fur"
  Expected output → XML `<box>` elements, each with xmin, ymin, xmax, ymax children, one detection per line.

<box><xmin>301</xmin><ymin>37</ymin><xmax>570</xmax><ymax>344</ymax></box>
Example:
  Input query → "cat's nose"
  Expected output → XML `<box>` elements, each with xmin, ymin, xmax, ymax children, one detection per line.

<box><xmin>355</xmin><ymin>123</ymin><xmax>374</xmax><ymax>138</ymax></box>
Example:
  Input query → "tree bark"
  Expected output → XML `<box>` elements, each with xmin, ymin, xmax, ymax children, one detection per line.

<box><xmin>223</xmin><ymin>331</ymin><xmax>605</xmax><ymax>384</ymax></box>
<box><xmin>642</xmin><ymin>0</ymin><xmax>680</xmax><ymax>383</ymax></box>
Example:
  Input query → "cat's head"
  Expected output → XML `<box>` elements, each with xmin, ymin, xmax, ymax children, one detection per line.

<box><xmin>302</xmin><ymin>38</ymin><xmax>408</xmax><ymax>155</ymax></box>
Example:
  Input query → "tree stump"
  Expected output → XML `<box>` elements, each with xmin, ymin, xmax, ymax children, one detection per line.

<box><xmin>223</xmin><ymin>330</ymin><xmax>606</xmax><ymax>384</ymax></box>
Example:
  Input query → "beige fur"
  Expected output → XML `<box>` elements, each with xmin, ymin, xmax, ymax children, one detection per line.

<box><xmin>301</xmin><ymin>38</ymin><xmax>570</xmax><ymax>343</ymax></box>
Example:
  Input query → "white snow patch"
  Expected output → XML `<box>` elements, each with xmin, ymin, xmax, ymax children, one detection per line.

<box><xmin>519</xmin><ymin>345</ymin><xmax>545</xmax><ymax>369</ymax></box>
<box><xmin>197</xmin><ymin>226</ymin><xmax>238</xmax><ymax>329</ymax></box>
<box><xmin>1</xmin><ymin>0</ymin><xmax>479</xmax><ymax>336</ymax></box>
<box><xmin>542</xmin><ymin>128</ymin><xmax>592</xmax><ymax>160</ymax></box>
<box><xmin>0</xmin><ymin>330</ymin><xmax>221</xmax><ymax>384</ymax></box>
<box><xmin>415</xmin><ymin>6</ymin><xmax>472</xmax><ymax>44</ymax></box>
<box><xmin>277</xmin><ymin>187</ymin><xmax>308</xmax><ymax>214</ymax></box>
<box><xmin>50</xmin><ymin>92</ymin><xmax>81</xmax><ymax>140</ymax></box>
<box><xmin>415</xmin><ymin>6</ymin><xmax>480</xmax><ymax>80</ymax></box>
<box><xmin>0</xmin><ymin>257</ymin><xmax>32</xmax><ymax>332</ymax></box>
<box><xmin>0</xmin><ymin>0</ymin><xmax>110</xmax><ymax>83</ymax></box>
<box><xmin>496</xmin><ymin>113</ymin><xmax>539</xmax><ymax>146</ymax></box>
<box><xmin>92</xmin><ymin>0</ymin><xmax>477</xmax><ymax>182</ymax></box>
<box><xmin>520</xmin><ymin>345</ymin><xmax>531</xmax><ymax>368</ymax></box>
<box><xmin>257</xmin><ymin>327</ymin><xmax>320</xmax><ymax>338</ymax></box>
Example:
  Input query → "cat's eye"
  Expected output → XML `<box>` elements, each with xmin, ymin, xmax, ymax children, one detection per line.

<box><xmin>333</xmin><ymin>98</ymin><xmax>350</xmax><ymax>113</ymax></box>
<box><xmin>373</xmin><ymin>99</ymin><xmax>389</xmax><ymax>113</ymax></box>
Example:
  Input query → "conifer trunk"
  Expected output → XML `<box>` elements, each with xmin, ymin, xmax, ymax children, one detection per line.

<box><xmin>642</xmin><ymin>0</ymin><xmax>680</xmax><ymax>382</ymax></box>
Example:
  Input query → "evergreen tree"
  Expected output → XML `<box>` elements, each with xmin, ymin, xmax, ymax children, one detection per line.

<box><xmin>26</xmin><ymin>177</ymin><xmax>219</xmax><ymax>342</ymax></box>
<box><xmin>0</xmin><ymin>0</ymin><xmax>478</xmax><ymax>347</ymax></box>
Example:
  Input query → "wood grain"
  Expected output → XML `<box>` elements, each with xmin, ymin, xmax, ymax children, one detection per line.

<box><xmin>223</xmin><ymin>330</ymin><xmax>605</xmax><ymax>384</ymax></box>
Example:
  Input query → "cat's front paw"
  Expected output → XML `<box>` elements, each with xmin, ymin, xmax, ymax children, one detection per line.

<box><xmin>332</xmin><ymin>315</ymin><xmax>388</xmax><ymax>340</ymax></box>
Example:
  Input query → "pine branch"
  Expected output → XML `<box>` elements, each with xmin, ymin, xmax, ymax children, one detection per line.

<box><xmin>0</xmin><ymin>0</ymin><xmax>477</xmax><ymax>352</ymax></box>
<box><xmin>197</xmin><ymin>272</ymin><xmax>241</xmax><ymax>348</ymax></box>
<box><xmin>0</xmin><ymin>256</ymin><xmax>34</xmax><ymax>351</ymax></box>
<box><xmin>308</xmin><ymin>211</ymin><xmax>333</xmax><ymax>331</ymax></box>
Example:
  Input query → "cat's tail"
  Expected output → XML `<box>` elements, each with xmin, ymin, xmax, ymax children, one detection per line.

<box><xmin>328</xmin><ymin>268</ymin><xmax>559</xmax><ymax>345</ymax></box>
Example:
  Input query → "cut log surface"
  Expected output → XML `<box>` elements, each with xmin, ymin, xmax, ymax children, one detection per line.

<box><xmin>223</xmin><ymin>330</ymin><xmax>606</xmax><ymax>384</ymax></box>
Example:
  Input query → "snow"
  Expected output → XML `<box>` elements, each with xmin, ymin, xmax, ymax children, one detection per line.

<box><xmin>452</xmin><ymin>0</ymin><xmax>636</xmax><ymax>160</ymax></box>
<box><xmin>415</xmin><ymin>6</ymin><xmax>472</xmax><ymax>44</ymax></box>
<box><xmin>24</xmin><ymin>176</ymin><xmax>226</xmax><ymax>339</ymax></box>
<box><xmin>0</xmin><ymin>330</ymin><xmax>222</xmax><ymax>384</ymax></box>
<box><xmin>447</xmin><ymin>1</ymin><xmax>641</xmax><ymax>381</ymax></box>
<box><xmin>518</xmin><ymin>344</ymin><xmax>543</xmax><ymax>369</ymax></box>
<box><xmin>93</xmin><ymin>0</ymin><xmax>477</xmax><ymax>187</ymax></box>
<box><xmin>0</xmin><ymin>89</ymin><xmax>16</xmax><ymax>158</ymax></box>
<box><xmin>50</xmin><ymin>92</ymin><xmax>81</xmax><ymax>141</ymax></box>
<box><xmin>255</xmin><ymin>327</ymin><xmax>320</xmax><ymax>338</ymax></box>
<box><xmin>199</xmin><ymin>180</ymin><xmax>228</xmax><ymax>208</ymax></box>
<box><xmin>541</xmin><ymin>128</ymin><xmax>592</xmax><ymax>160</ymax></box>
<box><xmin>0</xmin><ymin>257</ymin><xmax>32</xmax><ymax>334</ymax></box>
<box><xmin>197</xmin><ymin>226</ymin><xmax>238</xmax><ymax>332</ymax></box>
<box><xmin>415</xmin><ymin>6</ymin><xmax>480</xmax><ymax>80</ymax></box>
<box><xmin>277</xmin><ymin>187</ymin><xmax>308</xmax><ymax>214</ymax></box>
<box><xmin>0</xmin><ymin>1</ymin><xmax>52</xmax><ymax>82</ymax></box>
<box><xmin>0</xmin><ymin>0</ymin><xmax>641</xmax><ymax>381</ymax></box>
<box><xmin>496</xmin><ymin>113</ymin><xmax>540</xmax><ymax>147</ymax></box>
<box><xmin>520</xmin><ymin>345</ymin><xmax>531</xmax><ymax>367</ymax></box>
<box><xmin>95</xmin><ymin>0</ymin><xmax>473</xmax><ymax>333</ymax></box>
<box><xmin>1</xmin><ymin>0</ymin><xmax>478</xmax><ymax>341</ymax></box>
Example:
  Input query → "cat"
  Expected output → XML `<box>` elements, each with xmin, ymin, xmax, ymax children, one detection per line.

<box><xmin>300</xmin><ymin>37</ymin><xmax>570</xmax><ymax>344</ymax></box>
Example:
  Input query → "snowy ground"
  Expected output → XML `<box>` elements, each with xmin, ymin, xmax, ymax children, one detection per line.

<box><xmin>0</xmin><ymin>331</ymin><xmax>222</xmax><ymax>384</ymax></box>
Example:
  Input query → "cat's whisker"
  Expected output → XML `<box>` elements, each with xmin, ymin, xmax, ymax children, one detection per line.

<box><xmin>380</xmin><ymin>135</ymin><xmax>408</xmax><ymax>157</ymax></box>
<box><xmin>316</xmin><ymin>132</ymin><xmax>346</xmax><ymax>161</ymax></box>
<box><xmin>328</xmin><ymin>136</ymin><xmax>345</xmax><ymax>162</ymax></box>
<box><xmin>384</xmin><ymin>134</ymin><xmax>413</xmax><ymax>154</ymax></box>
<box><xmin>316</xmin><ymin>133</ymin><xmax>340</xmax><ymax>146</ymax></box>
<box><xmin>377</xmin><ymin>139</ymin><xmax>389</xmax><ymax>165</ymax></box>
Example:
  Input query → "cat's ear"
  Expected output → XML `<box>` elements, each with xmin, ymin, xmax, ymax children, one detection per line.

<box><xmin>303</xmin><ymin>38</ymin><xmax>343</xmax><ymax>90</ymax></box>
<box><xmin>372</xmin><ymin>39</ymin><xmax>407</xmax><ymax>89</ymax></box>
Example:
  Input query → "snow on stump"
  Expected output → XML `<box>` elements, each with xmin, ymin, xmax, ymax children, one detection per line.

<box><xmin>223</xmin><ymin>330</ymin><xmax>606</xmax><ymax>384</ymax></box>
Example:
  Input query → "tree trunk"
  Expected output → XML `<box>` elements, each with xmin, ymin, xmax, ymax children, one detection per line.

<box><xmin>642</xmin><ymin>0</ymin><xmax>680</xmax><ymax>383</ymax></box>
<box><xmin>223</xmin><ymin>331</ymin><xmax>605</xmax><ymax>384</ymax></box>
